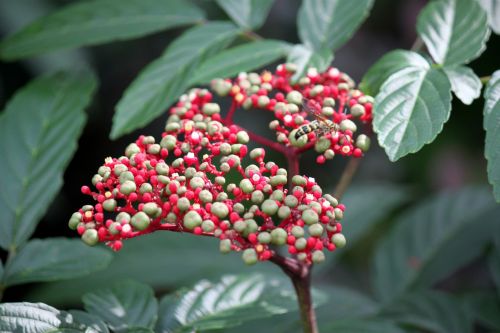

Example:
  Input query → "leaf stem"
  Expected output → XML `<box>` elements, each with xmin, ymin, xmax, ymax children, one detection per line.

<box><xmin>334</xmin><ymin>157</ymin><xmax>361</xmax><ymax>199</ymax></box>
<box><xmin>480</xmin><ymin>75</ymin><xmax>491</xmax><ymax>85</ymax></box>
<box><xmin>270</xmin><ymin>254</ymin><xmax>318</xmax><ymax>333</ymax></box>
<box><xmin>241</xmin><ymin>30</ymin><xmax>264</xmax><ymax>41</ymax></box>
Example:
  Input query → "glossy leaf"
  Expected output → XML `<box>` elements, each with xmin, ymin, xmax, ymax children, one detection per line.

<box><xmin>0</xmin><ymin>71</ymin><xmax>97</xmax><ymax>251</ymax></box>
<box><xmin>0</xmin><ymin>302</ymin><xmax>104</xmax><ymax>333</ymax></box>
<box><xmin>111</xmin><ymin>22</ymin><xmax>239</xmax><ymax>139</ymax></box>
<box><xmin>373</xmin><ymin>187</ymin><xmax>500</xmax><ymax>303</ymax></box>
<box><xmin>321</xmin><ymin>319</ymin><xmax>404</xmax><ymax>333</ymax></box>
<box><xmin>443</xmin><ymin>65</ymin><xmax>482</xmax><ymax>105</ymax></box>
<box><xmin>360</xmin><ymin>49</ymin><xmax>430</xmax><ymax>96</ymax></box>
<box><xmin>0</xmin><ymin>0</ymin><xmax>204</xmax><ymax>60</ymax></box>
<box><xmin>83</xmin><ymin>280</ymin><xmax>158</xmax><ymax>333</ymax></box>
<box><xmin>3</xmin><ymin>238</ymin><xmax>112</xmax><ymax>287</ymax></box>
<box><xmin>483</xmin><ymin>70</ymin><xmax>500</xmax><ymax>202</ymax></box>
<box><xmin>155</xmin><ymin>274</ymin><xmax>298</xmax><ymax>332</ymax></box>
<box><xmin>190</xmin><ymin>40</ymin><xmax>290</xmax><ymax>84</ymax></box>
<box><xmin>215</xmin><ymin>0</ymin><xmax>274</xmax><ymax>30</ymax></box>
<box><xmin>464</xmin><ymin>292</ymin><xmax>500</xmax><ymax>330</ymax></box>
<box><xmin>320</xmin><ymin>184</ymin><xmax>410</xmax><ymax>271</ymax></box>
<box><xmin>374</xmin><ymin>65</ymin><xmax>452</xmax><ymax>161</ymax></box>
<box><xmin>381</xmin><ymin>291</ymin><xmax>472</xmax><ymax>333</ymax></box>
<box><xmin>287</xmin><ymin>44</ymin><xmax>333</xmax><ymax>82</ymax></box>
<box><xmin>479</xmin><ymin>0</ymin><xmax>500</xmax><ymax>34</ymax></box>
<box><xmin>416</xmin><ymin>0</ymin><xmax>490</xmax><ymax>65</ymax></box>
<box><xmin>297</xmin><ymin>0</ymin><xmax>374</xmax><ymax>52</ymax></box>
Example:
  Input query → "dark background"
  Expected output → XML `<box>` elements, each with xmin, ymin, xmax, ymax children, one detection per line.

<box><xmin>0</xmin><ymin>0</ymin><xmax>499</xmax><ymax>316</ymax></box>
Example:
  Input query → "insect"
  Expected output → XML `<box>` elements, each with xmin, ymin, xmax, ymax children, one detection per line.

<box><xmin>294</xmin><ymin>99</ymin><xmax>339</xmax><ymax>140</ymax></box>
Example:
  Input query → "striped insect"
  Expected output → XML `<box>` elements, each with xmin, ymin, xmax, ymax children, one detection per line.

<box><xmin>294</xmin><ymin>99</ymin><xmax>339</xmax><ymax>140</ymax></box>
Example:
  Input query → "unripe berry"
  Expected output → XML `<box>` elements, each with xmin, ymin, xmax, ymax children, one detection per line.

<box><xmin>340</xmin><ymin>119</ymin><xmax>357</xmax><ymax>132</ymax></box>
<box><xmin>242</xmin><ymin>248</ymin><xmax>258</xmax><ymax>265</ymax></box>
<box><xmin>233</xmin><ymin>220</ymin><xmax>247</xmax><ymax>233</ymax></box>
<box><xmin>286</xmin><ymin>90</ymin><xmax>303</xmax><ymax>105</ymax></box>
<box><xmin>239</xmin><ymin>179</ymin><xmax>254</xmax><ymax>193</ymax></box>
<box><xmin>356</xmin><ymin>134</ymin><xmax>371</xmax><ymax>152</ymax></box>
<box><xmin>257</xmin><ymin>232</ymin><xmax>271</xmax><ymax>244</ymax></box>
<box><xmin>211</xmin><ymin>202</ymin><xmax>229</xmax><ymax>218</ymax></box>
<box><xmin>277</xmin><ymin>205</ymin><xmax>291</xmax><ymax>219</ymax></box>
<box><xmin>292</xmin><ymin>175</ymin><xmax>307</xmax><ymax>186</ymax></box>
<box><xmin>82</xmin><ymin>229</ymin><xmax>99</xmax><ymax>246</ymax></box>
<box><xmin>261</xmin><ymin>199</ymin><xmax>279</xmax><ymax>215</ymax></box>
<box><xmin>202</xmin><ymin>103</ymin><xmax>221</xmax><ymax>115</ymax></box>
<box><xmin>302</xmin><ymin>209</ymin><xmax>319</xmax><ymax>225</ymax></box>
<box><xmin>323</xmin><ymin>194</ymin><xmax>338</xmax><ymax>207</ymax></box>
<box><xmin>312</xmin><ymin>250</ymin><xmax>325</xmax><ymax>263</ymax></box>
<box><xmin>102</xmin><ymin>199</ymin><xmax>117</xmax><ymax>212</ymax></box>
<box><xmin>251</xmin><ymin>190</ymin><xmax>264</xmax><ymax>204</ymax></box>
<box><xmin>270</xmin><ymin>175</ymin><xmax>287</xmax><ymax>186</ymax></box>
<box><xmin>143</xmin><ymin>202</ymin><xmax>160</xmax><ymax>217</ymax></box>
<box><xmin>331</xmin><ymin>233</ymin><xmax>346</xmax><ymax>248</ymax></box>
<box><xmin>334</xmin><ymin>207</ymin><xmax>343</xmax><ymax>220</ymax></box>
<box><xmin>284</xmin><ymin>195</ymin><xmax>298</xmax><ymax>207</ymax></box>
<box><xmin>116</xmin><ymin>212</ymin><xmax>131</xmax><ymax>224</ymax></box>
<box><xmin>308</xmin><ymin>223</ymin><xmax>324</xmax><ymax>237</ymax></box>
<box><xmin>199</xmin><ymin>189</ymin><xmax>213</xmax><ymax>203</ymax></box>
<box><xmin>291</xmin><ymin>226</ymin><xmax>304</xmax><ymax>238</ymax></box>
<box><xmin>120</xmin><ymin>180</ymin><xmax>136</xmax><ymax>195</ymax></box>
<box><xmin>295</xmin><ymin>237</ymin><xmax>307</xmax><ymax>250</ymax></box>
<box><xmin>189</xmin><ymin>176</ymin><xmax>205</xmax><ymax>189</ymax></box>
<box><xmin>315</xmin><ymin>137</ymin><xmax>331</xmax><ymax>153</ymax></box>
<box><xmin>131</xmin><ymin>212</ymin><xmax>150</xmax><ymax>230</ymax></box>
<box><xmin>183</xmin><ymin>210</ymin><xmax>202</xmax><ymax>230</ymax></box>
<box><xmin>177</xmin><ymin>197</ymin><xmax>191</xmax><ymax>211</ymax></box>
<box><xmin>220</xmin><ymin>239</ymin><xmax>232</xmax><ymax>253</ymax></box>
<box><xmin>237</xmin><ymin>131</ymin><xmax>250</xmax><ymax>144</ymax></box>
<box><xmin>125</xmin><ymin>143</ymin><xmax>141</xmax><ymax>157</ymax></box>
<box><xmin>68</xmin><ymin>212</ymin><xmax>82</xmax><ymax>230</ymax></box>
<box><xmin>270</xmin><ymin>228</ymin><xmax>287</xmax><ymax>245</ymax></box>
<box><xmin>350</xmin><ymin>104</ymin><xmax>365</xmax><ymax>117</ymax></box>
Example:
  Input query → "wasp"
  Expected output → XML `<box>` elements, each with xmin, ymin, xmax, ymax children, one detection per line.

<box><xmin>294</xmin><ymin>99</ymin><xmax>339</xmax><ymax>140</ymax></box>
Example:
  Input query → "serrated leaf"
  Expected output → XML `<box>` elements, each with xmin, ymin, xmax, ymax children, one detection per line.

<box><xmin>381</xmin><ymin>291</ymin><xmax>472</xmax><ymax>333</ymax></box>
<box><xmin>69</xmin><ymin>310</ymin><xmax>110</xmax><ymax>333</ymax></box>
<box><xmin>0</xmin><ymin>0</ymin><xmax>204</xmax><ymax>60</ymax></box>
<box><xmin>443</xmin><ymin>65</ymin><xmax>482</xmax><ymax>105</ymax></box>
<box><xmin>111</xmin><ymin>22</ymin><xmax>239</xmax><ymax>139</ymax></box>
<box><xmin>483</xmin><ymin>70</ymin><xmax>500</xmax><ymax>202</ymax></box>
<box><xmin>3</xmin><ymin>238</ymin><xmax>112</xmax><ymax>287</ymax></box>
<box><xmin>287</xmin><ymin>44</ymin><xmax>333</xmax><ymax>82</ymax></box>
<box><xmin>215</xmin><ymin>0</ymin><xmax>274</xmax><ymax>30</ymax></box>
<box><xmin>83</xmin><ymin>280</ymin><xmax>158</xmax><ymax>333</ymax></box>
<box><xmin>320</xmin><ymin>184</ymin><xmax>411</xmax><ymax>271</ymax></box>
<box><xmin>321</xmin><ymin>319</ymin><xmax>404</xmax><ymax>333</ymax></box>
<box><xmin>373</xmin><ymin>65</ymin><xmax>452</xmax><ymax>161</ymax></box>
<box><xmin>416</xmin><ymin>0</ymin><xmax>490</xmax><ymax>65</ymax></box>
<box><xmin>0</xmin><ymin>302</ymin><xmax>104</xmax><ymax>333</ymax></box>
<box><xmin>360</xmin><ymin>49</ymin><xmax>431</xmax><ymax>96</ymax></box>
<box><xmin>297</xmin><ymin>0</ymin><xmax>374</xmax><ymax>52</ymax></box>
<box><xmin>373</xmin><ymin>187</ymin><xmax>500</xmax><ymax>303</ymax></box>
<box><xmin>190</xmin><ymin>40</ymin><xmax>290</xmax><ymax>84</ymax></box>
<box><xmin>479</xmin><ymin>0</ymin><xmax>500</xmax><ymax>34</ymax></box>
<box><xmin>0</xmin><ymin>71</ymin><xmax>97</xmax><ymax>251</ymax></box>
<box><xmin>464</xmin><ymin>292</ymin><xmax>500</xmax><ymax>330</ymax></box>
<box><xmin>155</xmin><ymin>274</ymin><xmax>298</xmax><ymax>333</ymax></box>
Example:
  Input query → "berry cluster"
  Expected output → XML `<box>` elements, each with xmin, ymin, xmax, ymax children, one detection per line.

<box><xmin>70</xmin><ymin>86</ymin><xmax>346</xmax><ymax>265</ymax></box>
<box><xmin>211</xmin><ymin>64</ymin><xmax>373</xmax><ymax>164</ymax></box>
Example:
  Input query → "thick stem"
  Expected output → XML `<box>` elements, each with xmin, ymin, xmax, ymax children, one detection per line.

<box><xmin>334</xmin><ymin>157</ymin><xmax>360</xmax><ymax>199</ymax></box>
<box><xmin>270</xmin><ymin>255</ymin><xmax>318</xmax><ymax>333</ymax></box>
<box><xmin>286</xmin><ymin>152</ymin><xmax>300</xmax><ymax>179</ymax></box>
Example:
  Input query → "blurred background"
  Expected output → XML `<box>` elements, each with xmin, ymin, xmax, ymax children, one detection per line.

<box><xmin>0</xmin><ymin>0</ymin><xmax>499</xmax><ymax>327</ymax></box>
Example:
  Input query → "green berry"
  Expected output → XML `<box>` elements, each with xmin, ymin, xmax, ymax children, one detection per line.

<box><xmin>295</xmin><ymin>238</ymin><xmax>307</xmax><ymax>250</ymax></box>
<box><xmin>286</xmin><ymin>90</ymin><xmax>303</xmax><ymax>105</ymax></box>
<box><xmin>116</xmin><ymin>212</ymin><xmax>131</xmax><ymax>223</ymax></box>
<box><xmin>177</xmin><ymin>197</ymin><xmax>191</xmax><ymax>211</ymax></box>
<box><xmin>242</xmin><ymin>248</ymin><xmax>258</xmax><ymax>265</ymax></box>
<box><xmin>68</xmin><ymin>212</ymin><xmax>82</xmax><ymax>230</ymax></box>
<box><xmin>350</xmin><ymin>104</ymin><xmax>365</xmax><ymax>117</ymax></box>
<box><xmin>308</xmin><ymin>223</ymin><xmax>324</xmax><ymax>237</ymax></box>
<box><xmin>251</xmin><ymin>190</ymin><xmax>264</xmax><ymax>204</ymax></box>
<box><xmin>190</xmin><ymin>176</ymin><xmax>205</xmax><ymax>189</ymax></box>
<box><xmin>131</xmin><ymin>212</ymin><xmax>150</xmax><ymax>230</ymax></box>
<box><xmin>291</xmin><ymin>226</ymin><xmax>304</xmax><ymax>238</ymax></box>
<box><xmin>277</xmin><ymin>205</ymin><xmax>291</xmax><ymax>219</ymax></box>
<box><xmin>292</xmin><ymin>175</ymin><xmax>307</xmax><ymax>186</ymax></box>
<box><xmin>143</xmin><ymin>202</ymin><xmax>160</xmax><ymax>217</ymax></box>
<box><xmin>140</xmin><ymin>183</ymin><xmax>153</xmax><ymax>194</ymax></box>
<box><xmin>113</xmin><ymin>164</ymin><xmax>128</xmax><ymax>176</ymax></box>
<box><xmin>331</xmin><ymin>233</ymin><xmax>346</xmax><ymax>248</ymax></box>
<box><xmin>257</xmin><ymin>232</ymin><xmax>271</xmax><ymax>244</ymax></box>
<box><xmin>212</xmin><ymin>202</ymin><xmax>229</xmax><ymax>218</ymax></box>
<box><xmin>239</xmin><ymin>179</ymin><xmax>254</xmax><ymax>193</ymax></box>
<box><xmin>183</xmin><ymin>211</ymin><xmax>202</xmax><ymax>230</ymax></box>
<box><xmin>340</xmin><ymin>119</ymin><xmax>357</xmax><ymax>132</ymax></box>
<box><xmin>302</xmin><ymin>209</ymin><xmax>319</xmax><ymax>225</ymax></box>
<box><xmin>270</xmin><ymin>175</ymin><xmax>287</xmax><ymax>186</ymax></box>
<box><xmin>315</xmin><ymin>137</ymin><xmax>331</xmax><ymax>153</ymax></box>
<box><xmin>201</xmin><ymin>220</ymin><xmax>215</xmax><ymax>232</ymax></box>
<box><xmin>356</xmin><ymin>134</ymin><xmax>371</xmax><ymax>152</ymax></box>
<box><xmin>284</xmin><ymin>195</ymin><xmax>298</xmax><ymax>207</ymax></box>
<box><xmin>323</xmin><ymin>194</ymin><xmax>338</xmax><ymax>207</ymax></box>
<box><xmin>334</xmin><ymin>207</ymin><xmax>344</xmax><ymax>220</ymax></box>
<box><xmin>125</xmin><ymin>143</ymin><xmax>141</xmax><ymax>157</ymax></box>
<box><xmin>312</xmin><ymin>250</ymin><xmax>325</xmax><ymax>263</ymax></box>
<box><xmin>261</xmin><ymin>199</ymin><xmax>279</xmax><ymax>215</ymax></box>
<box><xmin>220</xmin><ymin>239</ymin><xmax>232</xmax><ymax>253</ymax></box>
<box><xmin>108</xmin><ymin>222</ymin><xmax>121</xmax><ymax>235</ymax></box>
<box><xmin>202</xmin><ymin>103</ymin><xmax>221</xmax><ymax>115</ymax></box>
<box><xmin>270</xmin><ymin>189</ymin><xmax>284</xmax><ymax>201</ymax></box>
<box><xmin>233</xmin><ymin>220</ymin><xmax>247</xmax><ymax>233</ymax></box>
<box><xmin>81</xmin><ymin>229</ymin><xmax>99</xmax><ymax>246</ymax></box>
<box><xmin>120</xmin><ymin>180</ymin><xmax>136</xmax><ymax>195</ymax></box>
<box><xmin>236</xmin><ymin>131</ymin><xmax>250</xmax><ymax>144</ymax></box>
<box><xmin>103</xmin><ymin>199</ymin><xmax>117</xmax><ymax>212</ymax></box>
<box><xmin>270</xmin><ymin>228</ymin><xmax>287</xmax><ymax>245</ymax></box>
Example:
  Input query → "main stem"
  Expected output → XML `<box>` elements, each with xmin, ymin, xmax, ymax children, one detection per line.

<box><xmin>271</xmin><ymin>255</ymin><xmax>318</xmax><ymax>333</ymax></box>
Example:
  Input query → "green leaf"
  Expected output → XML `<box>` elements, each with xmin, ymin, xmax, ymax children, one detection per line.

<box><xmin>483</xmin><ymin>70</ymin><xmax>500</xmax><ymax>202</ymax></box>
<box><xmin>0</xmin><ymin>71</ymin><xmax>97</xmax><ymax>251</ymax></box>
<box><xmin>490</xmin><ymin>229</ymin><xmax>500</xmax><ymax>297</ymax></box>
<box><xmin>416</xmin><ymin>0</ymin><xmax>490</xmax><ymax>66</ymax></box>
<box><xmin>111</xmin><ymin>22</ymin><xmax>239</xmax><ymax>139</ymax></box>
<box><xmin>0</xmin><ymin>0</ymin><xmax>204</xmax><ymax>60</ymax></box>
<box><xmin>190</xmin><ymin>40</ymin><xmax>290</xmax><ymax>84</ymax></box>
<box><xmin>381</xmin><ymin>291</ymin><xmax>472</xmax><ymax>333</ymax></box>
<box><xmin>360</xmin><ymin>49</ymin><xmax>430</xmax><ymax>96</ymax></box>
<box><xmin>3</xmin><ymin>238</ymin><xmax>112</xmax><ymax>287</ymax></box>
<box><xmin>321</xmin><ymin>319</ymin><xmax>404</xmax><ymax>333</ymax></box>
<box><xmin>320</xmin><ymin>184</ymin><xmax>410</xmax><ymax>270</ymax></box>
<box><xmin>287</xmin><ymin>44</ymin><xmax>333</xmax><ymax>82</ymax></box>
<box><xmin>215</xmin><ymin>0</ymin><xmax>274</xmax><ymax>30</ymax></box>
<box><xmin>464</xmin><ymin>292</ymin><xmax>500</xmax><ymax>330</ymax></box>
<box><xmin>0</xmin><ymin>260</ymin><xmax>3</xmax><ymax>281</ymax></box>
<box><xmin>83</xmin><ymin>280</ymin><xmax>158</xmax><ymax>333</ymax></box>
<box><xmin>0</xmin><ymin>302</ymin><xmax>104</xmax><ymax>333</ymax></box>
<box><xmin>155</xmin><ymin>274</ymin><xmax>298</xmax><ymax>333</ymax></box>
<box><xmin>479</xmin><ymin>0</ymin><xmax>500</xmax><ymax>34</ymax></box>
<box><xmin>373</xmin><ymin>65</ymin><xmax>452</xmax><ymax>161</ymax></box>
<box><xmin>373</xmin><ymin>187</ymin><xmax>500</xmax><ymax>303</ymax></box>
<box><xmin>69</xmin><ymin>310</ymin><xmax>110</xmax><ymax>333</ymax></box>
<box><xmin>297</xmin><ymin>0</ymin><xmax>374</xmax><ymax>52</ymax></box>
<box><xmin>443</xmin><ymin>65</ymin><xmax>482</xmax><ymax>105</ymax></box>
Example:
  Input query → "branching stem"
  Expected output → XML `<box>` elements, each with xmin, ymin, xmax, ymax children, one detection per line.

<box><xmin>334</xmin><ymin>157</ymin><xmax>361</xmax><ymax>199</ymax></box>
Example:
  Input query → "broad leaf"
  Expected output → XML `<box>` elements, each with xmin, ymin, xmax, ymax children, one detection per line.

<box><xmin>381</xmin><ymin>291</ymin><xmax>472</xmax><ymax>333</ymax></box>
<box><xmin>416</xmin><ymin>0</ymin><xmax>490</xmax><ymax>65</ymax></box>
<box><xmin>479</xmin><ymin>0</ymin><xmax>500</xmax><ymax>34</ymax></box>
<box><xmin>490</xmin><ymin>229</ymin><xmax>500</xmax><ymax>298</ymax></box>
<box><xmin>0</xmin><ymin>71</ymin><xmax>97</xmax><ymax>251</ymax></box>
<box><xmin>190</xmin><ymin>40</ymin><xmax>290</xmax><ymax>84</ymax></box>
<box><xmin>287</xmin><ymin>44</ymin><xmax>333</xmax><ymax>82</ymax></box>
<box><xmin>320</xmin><ymin>184</ymin><xmax>410</xmax><ymax>271</ymax></box>
<box><xmin>155</xmin><ymin>274</ymin><xmax>298</xmax><ymax>333</ymax></box>
<box><xmin>3</xmin><ymin>238</ymin><xmax>112</xmax><ymax>287</ymax></box>
<box><xmin>320</xmin><ymin>319</ymin><xmax>404</xmax><ymax>333</ymax></box>
<box><xmin>0</xmin><ymin>302</ymin><xmax>104</xmax><ymax>333</ymax></box>
<box><xmin>374</xmin><ymin>65</ymin><xmax>452</xmax><ymax>161</ymax></box>
<box><xmin>25</xmin><ymin>233</ymin><xmax>263</xmax><ymax>306</ymax></box>
<box><xmin>297</xmin><ymin>0</ymin><xmax>374</xmax><ymax>52</ymax></box>
<box><xmin>360</xmin><ymin>49</ymin><xmax>431</xmax><ymax>96</ymax></box>
<box><xmin>464</xmin><ymin>292</ymin><xmax>500</xmax><ymax>330</ymax></box>
<box><xmin>0</xmin><ymin>0</ymin><xmax>204</xmax><ymax>60</ymax></box>
<box><xmin>483</xmin><ymin>70</ymin><xmax>500</xmax><ymax>202</ymax></box>
<box><xmin>111</xmin><ymin>22</ymin><xmax>239</xmax><ymax>139</ymax></box>
<box><xmin>0</xmin><ymin>260</ymin><xmax>3</xmax><ymax>281</ymax></box>
<box><xmin>70</xmin><ymin>310</ymin><xmax>110</xmax><ymax>333</ymax></box>
<box><xmin>443</xmin><ymin>65</ymin><xmax>482</xmax><ymax>105</ymax></box>
<box><xmin>373</xmin><ymin>187</ymin><xmax>500</xmax><ymax>303</ymax></box>
<box><xmin>215</xmin><ymin>0</ymin><xmax>274</xmax><ymax>30</ymax></box>
<box><xmin>83</xmin><ymin>280</ymin><xmax>158</xmax><ymax>333</ymax></box>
